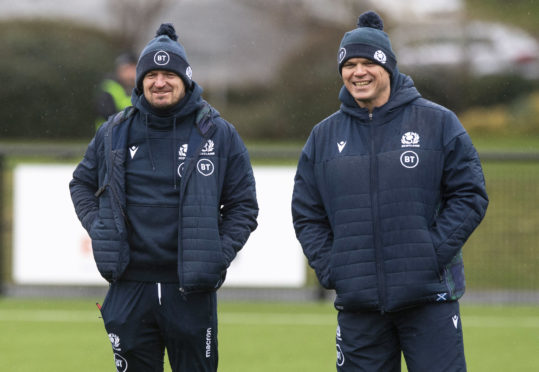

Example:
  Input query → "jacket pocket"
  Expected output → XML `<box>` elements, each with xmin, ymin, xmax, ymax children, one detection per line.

<box><xmin>87</xmin><ymin>217</ymin><xmax>119</xmax><ymax>282</ymax></box>
<box><xmin>444</xmin><ymin>251</ymin><xmax>466</xmax><ymax>300</ymax></box>
<box><xmin>181</xmin><ymin>237</ymin><xmax>228</xmax><ymax>293</ymax></box>
<box><xmin>323</xmin><ymin>241</ymin><xmax>340</xmax><ymax>290</ymax></box>
<box><xmin>88</xmin><ymin>217</ymin><xmax>101</xmax><ymax>240</ymax></box>
<box><xmin>214</xmin><ymin>244</ymin><xmax>228</xmax><ymax>289</ymax></box>
<box><xmin>81</xmin><ymin>210</ymin><xmax>98</xmax><ymax>234</ymax></box>
<box><xmin>428</xmin><ymin>230</ymin><xmax>443</xmax><ymax>280</ymax></box>
<box><xmin>88</xmin><ymin>217</ymin><xmax>111</xmax><ymax>242</ymax></box>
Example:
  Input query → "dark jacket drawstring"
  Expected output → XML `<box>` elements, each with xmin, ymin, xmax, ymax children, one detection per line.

<box><xmin>173</xmin><ymin>116</ymin><xmax>178</xmax><ymax>190</ymax></box>
<box><xmin>144</xmin><ymin>113</ymin><xmax>157</xmax><ymax>172</ymax></box>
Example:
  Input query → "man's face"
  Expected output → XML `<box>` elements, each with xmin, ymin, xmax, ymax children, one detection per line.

<box><xmin>341</xmin><ymin>57</ymin><xmax>391</xmax><ymax>112</ymax></box>
<box><xmin>143</xmin><ymin>70</ymin><xmax>186</xmax><ymax>109</ymax></box>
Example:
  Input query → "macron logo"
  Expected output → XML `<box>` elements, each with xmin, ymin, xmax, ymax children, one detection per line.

<box><xmin>205</xmin><ymin>328</ymin><xmax>212</xmax><ymax>358</ymax></box>
<box><xmin>337</xmin><ymin>141</ymin><xmax>347</xmax><ymax>153</ymax></box>
<box><xmin>452</xmin><ymin>315</ymin><xmax>459</xmax><ymax>329</ymax></box>
<box><xmin>129</xmin><ymin>146</ymin><xmax>139</xmax><ymax>159</ymax></box>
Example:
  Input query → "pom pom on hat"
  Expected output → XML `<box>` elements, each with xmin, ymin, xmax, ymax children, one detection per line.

<box><xmin>337</xmin><ymin>11</ymin><xmax>397</xmax><ymax>78</ymax></box>
<box><xmin>357</xmin><ymin>11</ymin><xmax>384</xmax><ymax>30</ymax></box>
<box><xmin>135</xmin><ymin>23</ymin><xmax>192</xmax><ymax>91</ymax></box>
<box><xmin>155</xmin><ymin>23</ymin><xmax>178</xmax><ymax>41</ymax></box>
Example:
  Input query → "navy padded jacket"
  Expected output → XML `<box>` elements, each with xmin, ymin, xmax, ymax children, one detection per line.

<box><xmin>70</xmin><ymin>101</ymin><xmax>258</xmax><ymax>293</ymax></box>
<box><xmin>292</xmin><ymin>73</ymin><xmax>488</xmax><ymax>312</ymax></box>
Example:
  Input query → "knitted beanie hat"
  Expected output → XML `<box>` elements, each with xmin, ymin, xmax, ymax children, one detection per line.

<box><xmin>337</xmin><ymin>11</ymin><xmax>397</xmax><ymax>78</ymax></box>
<box><xmin>136</xmin><ymin>23</ymin><xmax>192</xmax><ymax>90</ymax></box>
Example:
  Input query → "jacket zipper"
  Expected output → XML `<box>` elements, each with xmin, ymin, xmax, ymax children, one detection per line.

<box><xmin>369</xmin><ymin>112</ymin><xmax>387</xmax><ymax>313</ymax></box>
<box><xmin>177</xmin><ymin>146</ymin><xmax>197</xmax><ymax>294</ymax></box>
<box><xmin>178</xmin><ymin>138</ymin><xmax>208</xmax><ymax>294</ymax></box>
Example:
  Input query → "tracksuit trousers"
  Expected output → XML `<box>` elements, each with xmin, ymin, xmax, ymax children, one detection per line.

<box><xmin>99</xmin><ymin>281</ymin><xmax>218</xmax><ymax>372</ymax></box>
<box><xmin>336</xmin><ymin>301</ymin><xmax>466</xmax><ymax>372</ymax></box>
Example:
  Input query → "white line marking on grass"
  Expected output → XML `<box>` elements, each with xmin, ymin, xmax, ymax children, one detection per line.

<box><xmin>0</xmin><ymin>310</ymin><xmax>337</xmax><ymax>326</ymax></box>
<box><xmin>463</xmin><ymin>316</ymin><xmax>539</xmax><ymax>328</ymax></box>
<box><xmin>0</xmin><ymin>310</ymin><xmax>99</xmax><ymax>323</ymax></box>
<box><xmin>220</xmin><ymin>312</ymin><xmax>336</xmax><ymax>326</ymax></box>
<box><xmin>1</xmin><ymin>310</ymin><xmax>539</xmax><ymax>328</ymax></box>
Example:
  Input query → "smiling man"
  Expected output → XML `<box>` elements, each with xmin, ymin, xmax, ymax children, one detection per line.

<box><xmin>292</xmin><ymin>11</ymin><xmax>488</xmax><ymax>372</ymax></box>
<box><xmin>70</xmin><ymin>23</ymin><xmax>258</xmax><ymax>372</ymax></box>
<box><xmin>143</xmin><ymin>70</ymin><xmax>186</xmax><ymax>108</ymax></box>
<box><xmin>340</xmin><ymin>57</ymin><xmax>391</xmax><ymax>112</ymax></box>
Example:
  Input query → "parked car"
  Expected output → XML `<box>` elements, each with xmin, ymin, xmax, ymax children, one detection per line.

<box><xmin>391</xmin><ymin>20</ymin><xmax>539</xmax><ymax>79</ymax></box>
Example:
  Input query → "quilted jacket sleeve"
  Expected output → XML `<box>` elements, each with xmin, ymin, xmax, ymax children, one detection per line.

<box><xmin>431</xmin><ymin>114</ymin><xmax>489</xmax><ymax>267</ymax></box>
<box><xmin>69</xmin><ymin>135</ymin><xmax>100</xmax><ymax>233</ymax></box>
<box><xmin>291</xmin><ymin>134</ymin><xmax>334</xmax><ymax>289</ymax></box>
<box><xmin>218</xmin><ymin>129</ymin><xmax>259</xmax><ymax>267</ymax></box>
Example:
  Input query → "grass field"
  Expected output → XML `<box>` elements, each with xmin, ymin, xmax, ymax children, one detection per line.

<box><xmin>463</xmin><ymin>161</ymin><xmax>539</xmax><ymax>290</ymax></box>
<box><xmin>0</xmin><ymin>298</ymin><xmax>538</xmax><ymax>371</ymax></box>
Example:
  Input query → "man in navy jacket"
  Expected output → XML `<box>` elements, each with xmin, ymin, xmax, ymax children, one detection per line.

<box><xmin>70</xmin><ymin>23</ymin><xmax>258</xmax><ymax>372</ymax></box>
<box><xmin>292</xmin><ymin>11</ymin><xmax>488</xmax><ymax>372</ymax></box>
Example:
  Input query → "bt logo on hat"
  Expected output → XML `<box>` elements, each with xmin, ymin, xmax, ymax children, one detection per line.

<box><xmin>154</xmin><ymin>50</ymin><xmax>170</xmax><ymax>65</ymax></box>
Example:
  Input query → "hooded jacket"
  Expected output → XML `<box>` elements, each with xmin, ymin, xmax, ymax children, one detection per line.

<box><xmin>292</xmin><ymin>71</ymin><xmax>488</xmax><ymax>312</ymax></box>
<box><xmin>70</xmin><ymin>82</ymin><xmax>258</xmax><ymax>293</ymax></box>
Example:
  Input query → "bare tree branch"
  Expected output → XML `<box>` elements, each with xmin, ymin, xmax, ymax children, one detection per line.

<box><xmin>107</xmin><ymin>0</ymin><xmax>175</xmax><ymax>49</ymax></box>
<box><xmin>233</xmin><ymin>0</ymin><xmax>371</xmax><ymax>27</ymax></box>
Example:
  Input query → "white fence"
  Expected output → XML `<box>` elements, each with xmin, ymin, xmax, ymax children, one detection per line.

<box><xmin>13</xmin><ymin>164</ymin><xmax>306</xmax><ymax>287</ymax></box>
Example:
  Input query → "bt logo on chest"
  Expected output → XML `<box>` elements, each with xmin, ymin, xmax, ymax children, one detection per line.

<box><xmin>400</xmin><ymin>150</ymin><xmax>419</xmax><ymax>168</ymax></box>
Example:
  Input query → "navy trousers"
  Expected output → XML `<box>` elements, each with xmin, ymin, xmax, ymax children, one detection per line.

<box><xmin>99</xmin><ymin>281</ymin><xmax>218</xmax><ymax>372</ymax></box>
<box><xmin>336</xmin><ymin>301</ymin><xmax>466</xmax><ymax>372</ymax></box>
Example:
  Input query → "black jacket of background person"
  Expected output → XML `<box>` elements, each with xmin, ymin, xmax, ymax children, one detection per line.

<box><xmin>70</xmin><ymin>82</ymin><xmax>258</xmax><ymax>293</ymax></box>
<box><xmin>292</xmin><ymin>70</ymin><xmax>488</xmax><ymax>313</ymax></box>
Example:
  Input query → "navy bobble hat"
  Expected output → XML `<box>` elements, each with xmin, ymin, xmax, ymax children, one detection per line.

<box><xmin>136</xmin><ymin>23</ymin><xmax>192</xmax><ymax>91</ymax></box>
<box><xmin>338</xmin><ymin>11</ymin><xmax>397</xmax><ymax>78</ymax></box>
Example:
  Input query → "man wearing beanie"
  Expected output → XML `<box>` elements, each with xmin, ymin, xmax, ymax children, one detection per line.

<box><xmin>292</xmin><ymin>11</ymin><xmax>488</xmax><ymax>372</ymax></box>
<box><xmin>70</xmin><ymin>23</ymin><xmax>258</xmax><ymax>371</ymax></box>
<box><xmin>94</xmin><ymin>51</ymin><xmax>137</xmax><ymax>130</ymax></box>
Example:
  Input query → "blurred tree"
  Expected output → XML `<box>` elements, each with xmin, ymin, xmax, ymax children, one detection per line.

<box><xmin>220</xmin><ymin>0</ymin><xmax>372</xmax><ymax>140</ymax></box>
<box><xmin>107</xmin><ymin>0</ymin><xmax>174</xmax><ymax>49</ymax></box>
<box><xmin>235</xmin><ymin>0</ymin><xmax>371</xmax><ymax>27</ymax></box>
<box><xmin>222</xmin><ymin>0</ymin><xmax>538</xmax><ymax>140</ymax></box>
<box><xmin>0</xmin><ymin>20</ymin><xmax>123</xmax><ymax>139</ymax></box>
<box><xmin>466</xmin><ymin>0</ymin><xmax>539</xmax><ymax>36</ymax></box>
<box><xmin>219</xmin><ymin>22</ymin><xmax>344</xmax><ymax>141</ymax></box>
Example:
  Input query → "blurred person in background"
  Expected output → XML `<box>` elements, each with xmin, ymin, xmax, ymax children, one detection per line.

<box><xmin>292</xmin><ymin>11</ymin><xmax>488</xmax><ymax>372</ymax></box>
<box><xmin>95</xmin><ymin>51</ymin><xmax>137</xmax><ymax>129</ymax></box>
<box><xmin>70</xmin><ymin>23</ymin><xmax>258</xmax><ymax>372</ymax></box>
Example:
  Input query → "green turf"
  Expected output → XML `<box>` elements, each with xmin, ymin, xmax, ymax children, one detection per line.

<box><xmin>0</xmin><ymin>299</ymin><xmax>538</xmax><ymax>371</ymax></box>
<box><xmin>463</xmin><ymin>161</ymin><xmax>539</xmax><ymax>290</ymax></box>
